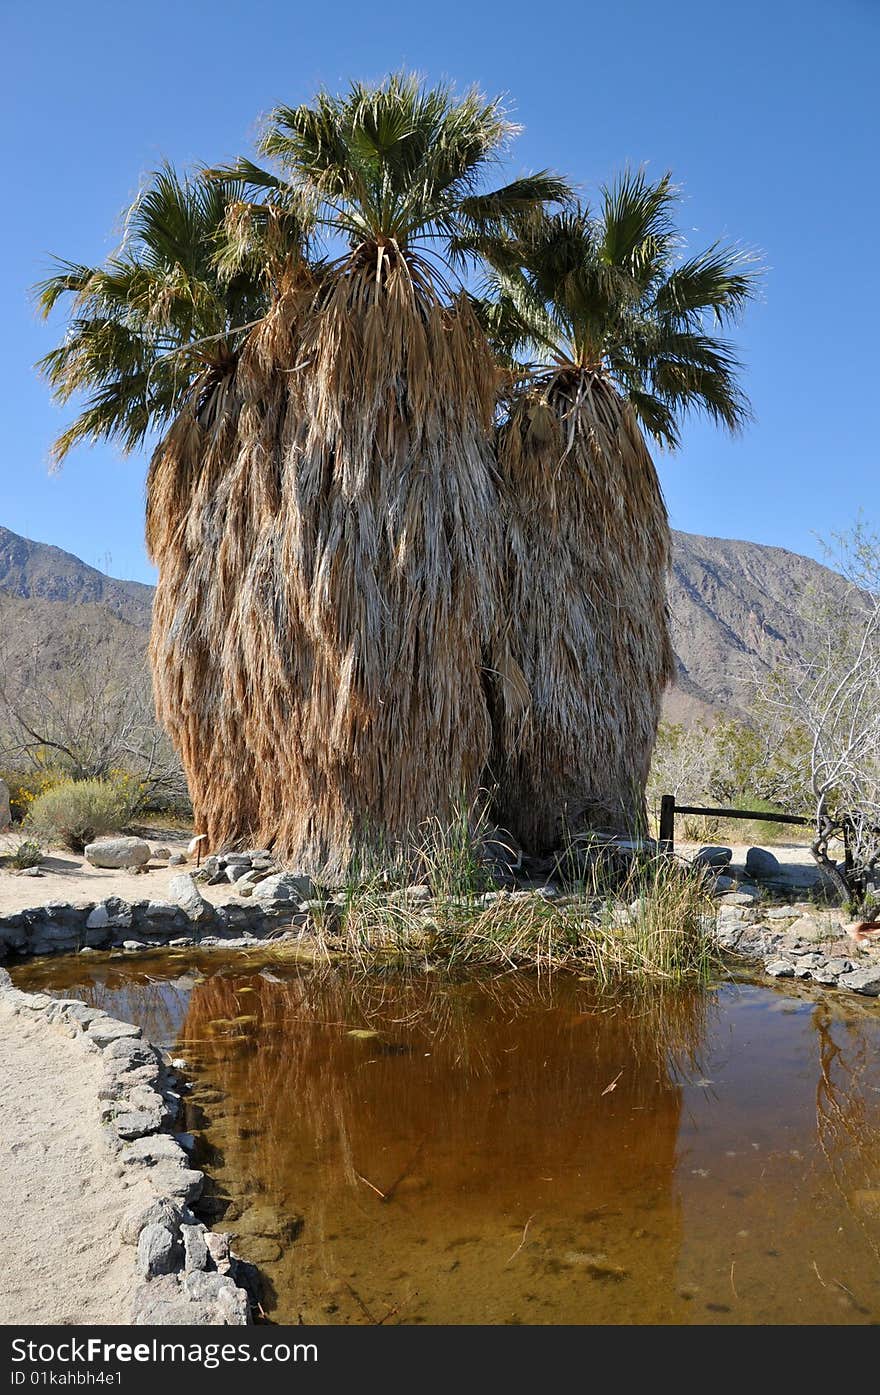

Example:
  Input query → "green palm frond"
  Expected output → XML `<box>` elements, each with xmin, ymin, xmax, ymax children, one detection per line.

<box><xmin>36</xmin><ymin>165</ymin><xmax>277</xmax><ymax>463</ymax></box>
<box><xmin>480</xmin><ymin>171</ymin><xmax>759</xmax><ymax>445</ymax></box>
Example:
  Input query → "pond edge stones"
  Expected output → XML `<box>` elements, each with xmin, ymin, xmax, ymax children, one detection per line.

<box><xmin>0</xmin><ymin>966</ymin><xmax>251</xmax><ymax>1325</ymax></box>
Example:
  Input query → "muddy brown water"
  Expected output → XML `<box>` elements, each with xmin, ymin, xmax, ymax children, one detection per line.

<box><xmin>14</xmin><ymin>952</ymin><xmax>880</xmax><ymax>1325</ymax></box>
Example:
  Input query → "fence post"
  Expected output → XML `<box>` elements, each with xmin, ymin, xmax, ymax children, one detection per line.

<box><xmin>659</xmin><ymin>795</ymin><xmax>675</xmax><ymax>856</ymax></box>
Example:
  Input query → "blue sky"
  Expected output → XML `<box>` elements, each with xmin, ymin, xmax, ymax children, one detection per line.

<box><xmin>2</xmin><ymin>0</ymin><xmax>877</xmax><ymax>584</ymax></box>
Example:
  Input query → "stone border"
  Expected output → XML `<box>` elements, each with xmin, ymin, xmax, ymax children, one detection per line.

<box><xmin>0</xmin><ymin>966</ymin><xmax>252</xmax><ymax>1324</ymax></box>
<box><xmin>714</xmin><ymin>891</ymin><xmax>880</xmax><ymax>995</ymax></box>
<box><xmin>0</xmin><ymin>871</ymin><xmax>305</xmax><ymax>963</ymax></box>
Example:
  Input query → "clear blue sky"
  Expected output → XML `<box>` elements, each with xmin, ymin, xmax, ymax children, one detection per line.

<box><xmin>3</xmin><ymin>0</ymin><xmax>877</xmax><ymax>584</ymax></box>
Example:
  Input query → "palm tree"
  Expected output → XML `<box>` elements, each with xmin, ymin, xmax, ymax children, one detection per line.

<box><xmin>476</xmin><ymin>173</ymin><xmax>758</xmax><ymax>851</ymax></box>
<box><xmin>200</xmin><ymin>75</ymin><xmax>569</xmax><ymax>872</ymax></box>
<box><xmin>40</xmin><ymin>78</ymin><xmax>568</xmax><ymax>873</ymax></box>
<box><xmin>37</xmin><ymin>165</ymin><xmax>318</xmax><ymax>845</ymax></box>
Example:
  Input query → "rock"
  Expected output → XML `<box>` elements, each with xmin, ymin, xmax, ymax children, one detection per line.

<box><xmin>85</xmin><ymin>837</ymin><xmax>151</xmax><ymax>869</ymax></box>
<box><xmin>225</xmin><ymin>863</ymin><xmax>251</xmax><ymax>883</ymax></box>
<box><xmin>837</xmin><ymin>965</ymin><xmax>880</xmax><ymax>996</ymax></box>
<box><xmin>16</xmin><ymin>866</ymin><xmax>44</xmax><ymax>878</ymax></box>
<box><xmin>718</xmin><ymin>889</ymin><xmax>762</xmax><ymax>907</ymax></box>
<box><xmin>120</xmin><ymin>1197</ymin><xmax>184</xmax><ymax>1245</ymax></box>
<box><xmin>824</xmin><ymin>957</ymin><xmax>854</xmax><ymax>975</ymax></box>
<box><xmin>137</xmin><ymin>1223</ymin><xmax>180</xmax><ymax>1278</ymax></box>
<box><xmin>694</xmin><ymin>846</ymin><xmax>733</xmax><ymax>869</ymax></box>
<box><xmin>86</xmin><ymin>897</ymin><xmax>133</xmax><ymax>930</ymax></box>
<box><xmin>785</xmin><ymin>915</ymin><xmax>826</xmax><ymax>943</ymax></box>
<box><xmin>121</xmin><ymin>1134</ymin><xmax>190</xmax><ymax>1170</ymax></box>
<box><xmin>168</xmin><ymin>853</ymin><xmax>186</xmax><ymax>866</ymax></box>
<box><xmin>204</xmin><ymin>1232</ymin><xmax>231</xmax><ymax>1270</ymax></box>
<box><xmin>114</xmin><ymin>1108</ymin><xmax>167</xmax><ymax>1140</ymax></box>
<box><xmin>88</xmin><ymin>1016</ymin><xmax>143</xmax><ymax>1046</ymax></box>
<box><xmin>131</xmin><ymin>1272</ymin><xmax>248</xmax><ymax>1325</ymax></box>
<box><xmin>144</xmin><ymin>901</ymin><xmax>178</xmax><ymax>919</ymax></box>
<box><xmin>182</xmin><ymin>1223</ymin><xmax>210</xmax><ymax>1272</ymax></box>
<box><xmin>765</xmin><ymin>959</ymin><xmax>795</xmax><ymax>978</ymax></box>
<box><xmin>252</xmin><ymin>871</ymin><xmax>316</xmax><ymax>904</ymax></box>
<box><xmin>745</xmin><ymin>847</ymin><xmax>782</xmax><ymax>879</ymax></box>
<box><xmin>183</xmin><ymin>1270</ymin><xmax>249</xmax><ymax>1323</ymax></box>
<box><xmin>168</xmin><ymin>873</ymin><xmax>213</xmax><ymax>922</ymax></box>
<box><xmin>150</xmin><ymin>1166</ymin><xmax>205</xmax><ymax>1203</ymax></box>
<box><xmin>0</xmin><ymin>777</ymin><xmax>10</xmax><ymax>831</ymax></box>
<box><xmin>152</xmin><ymin>846</ymin><xmax>172</xmax><ymax>860</ymax></box>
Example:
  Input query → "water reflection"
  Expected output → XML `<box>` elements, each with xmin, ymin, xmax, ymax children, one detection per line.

<box><xmin>14</xmin><ymin>954</ymin><xmax>880</xmax><ymax>1324</ymax></box>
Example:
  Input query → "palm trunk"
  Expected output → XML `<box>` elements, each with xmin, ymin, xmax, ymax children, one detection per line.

<box><xmin>491</xmin><ymin>372</ymin><xmax>675</xmax><ymax>854</ymax></box>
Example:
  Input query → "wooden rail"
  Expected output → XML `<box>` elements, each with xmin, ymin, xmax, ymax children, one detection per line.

<box><xmin>658</xmin><ymin>794</ymin><xmax>813</xmax><ymax>856</ymax></box>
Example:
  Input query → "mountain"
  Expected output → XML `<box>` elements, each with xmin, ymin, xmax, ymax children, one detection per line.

<box><xmin>664</xmin><ymin>532</ymin><xmax>850</xmax><ymax>723</ymax></box>
<box><xmin>0</xmin><ymin>526</ymin><xmax>154</xmax><ymax>626</ymax></box>
<box><xmin>0</xmin><ymin>523</ymin><xmax>848</xmax><ymax>724</ymax></box>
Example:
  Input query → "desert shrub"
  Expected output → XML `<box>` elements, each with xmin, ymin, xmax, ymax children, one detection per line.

<box><xmin>0</xmin><ymin>767</ymin><xmax>64</xmax><ymax>823</ymax></box>
<box><xmin>7</xmin><ymin>838</ymin><xmax>43</xmax><ymax>869</ymax></box>
<box><xmin>24</xmin><ymin>776</ymin><xmax>136</xmax><ymax>853</ymax></box>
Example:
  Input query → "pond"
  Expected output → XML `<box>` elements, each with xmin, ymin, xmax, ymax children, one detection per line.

<box><xmin>14</xmin><ymin>952</ymin><xmax>880</xmax><ymax>1325</ymax></box>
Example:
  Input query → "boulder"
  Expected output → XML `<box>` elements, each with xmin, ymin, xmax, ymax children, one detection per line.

<box><xmin>88</xmin><ymin>1016</ymin><xmax>142</xmax><ymax>1046</ymax></box>
<box><xmin>694</xmin><ymin>846</ymin><xmax>733</xmax><ymax>869</ymax></box>
<box><xmin>85</xmin><ymin>837</ymin><xmax>151</xmax><ymax>869</ymax></box>
<box><xmin>182</xmin><ymin>1224</ymin><xmax>210</xmax><ymax>1273</ymax></box>
<box><xmin>86</xmin><ymin>898</ymin><xmax>133</xmax><ymax>930</ymax></box>
<box><xmin>746</xmin><ymin>847</ymin><xmax>782</xmax><ymax>879</ymax></box>
<box><xmin>136</xmin><ymin>1223</ymin><xmax>180</xmax><ymax>1279</ymax></box>
<box><xmin>837</xmin><ymin>965</ymin><xmax>880</xmax><ymax>996</ymax></box>
<box><xmin>131</xmin><ymin>1272</ymin><xmax>248</xmax><ymax>1325</ymax></box>
<box><xmin>120</xmin><ymin>1196</ymin><xmax>185</xmax><ymax>1246</ymax></box>
<box><xmin>168</xmin><ymin>873</ymin><xmax>213</xmax><ymax>922</ymax></box>
<box><xmin>252</xmin><ymin>871</ymin><xmax>316</xmax><ymax>904</ymax></box>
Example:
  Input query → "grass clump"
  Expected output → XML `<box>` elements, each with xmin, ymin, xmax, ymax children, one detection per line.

<box><xmin>25</xmin><ymin>776</ymin><xmax>136</xmax><ymax>853</ymax></box>
<box><xmin>6</xmin><ymin>838</ymin><xmax>44</xmax><ymax>870</ymax></box>
<box><xmin>269</xmin><ymin>810</ymin><xmax>720</xmax><ymax>986</ymax></box>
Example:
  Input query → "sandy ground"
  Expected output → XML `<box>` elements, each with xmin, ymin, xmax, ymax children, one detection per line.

<box><xmin>0</xmin><ymin>1003</ymin><xmax>144</xmax><ymax>1324</ymax></box>
<box><xmin>0</xmin><ymin>831</ymin><xmax>243</xmax><ymax>918</ymax></box>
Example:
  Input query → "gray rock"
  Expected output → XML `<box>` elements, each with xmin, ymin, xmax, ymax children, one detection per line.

<box><xmin>252</xmin><ymin>872</ymin><xmax>316</xmax><ymax>904</ymax></box>
<box><xmin>88</xmin><ymin>1016</ymin><xmax>142</xmax><ymax>1047</ymax></box>
<box><xmin>168</xmin><ymin>853</ymin><xmax>187</xmax><ymax>866</ymax></box>
<box><xmin>137</xmin><ymin>1223</ymin><xmax>180</xmax><ymax>1278</ymax></box>
<box><xmin>85</xmin><ymin>837</ymin><xmax>151</xmax><ymax>870</ymax></box>
<box><xmin>837</xmin><ymin>965</ymin><xmax>880</xmax><ymax>996</ymax></box>
<box><xmin>168</xmin><ymin>873</ymin><xmax>213</xmax><ymax>922</ymax></box>
<box><xmin>746</xmin><ymin>847</ymin><xmax>782</xmax><ymax>879</ymax></box>
<box><xmin>719</xmin><ymin>890</ymin><xmax>762</xmax><ymax>907</ymax></box>
<box><xmin>182</xmin><ymin>1224</ymin><xmax>210</xmax><ymax>1273</ymax></box>
<box><xmin>114</xmin><ymin>1109</ymin><xmax>166</xmax><ymax>1140</ymax></box>
<box><xmin>824</xmin><ymin>957</ymin><xmax>854</xmax><ymax>975</ymax></box>
<box><xmin>150</xmin><ymin>1166</ymin><xmax>205</xmax><ymax>1204</ymax></box>
<box><xmin>132</xmin><ymin>1272</ymin><xmax>248</xmax><ymax>1325</ymax></box>
<box><xmin>86</xmin><ymin>898</ymin><xmax>133</xmax><ymax>930</ymax></box>
<box><xmin>120</xmin><ymin>1196</ymin><xmax>184</xmax><ymax>1245</ymax></box>
<box><xmin>765</xmin><ymin>959</ymin><xmax>795</xmax><ymax>977</ymax></box>
<box><xmin>785</xmin><ymin>915</ymin><xmax>826</xmax><ymax>943</ymax></box>
<box><xmin>225</xmin><ymin>863</ymin><xmax>251</xmax><ymax>883</ymax></box>
<box><xmin>694</xmin><ymin>846</ymin><xmax>733</xmax><ymax>869</ymax></box>
<box><xmin>144</xmin><ymin>901</ymin><xmax>178</xmax><ymax>919</ymax></box>
<box><xmin>121</xmin><ymin>1134</ymin><xmax>190</xmax><ymax>1170</ymax></box>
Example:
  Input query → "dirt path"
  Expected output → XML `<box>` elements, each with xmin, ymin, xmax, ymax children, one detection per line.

<box><xmin>0</xmin><ymin>1003</ymin><xmax>140</xmax><ymax>1323</ymax></box>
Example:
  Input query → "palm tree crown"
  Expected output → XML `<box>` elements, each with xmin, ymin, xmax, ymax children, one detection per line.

<box><xmin>478</xmin><ymin>170</ymin><xmax>759</xmax><ymax>446</ymax></box>
<box><xmin>211</xmin><ymin>73</ymin><xmax>571</xmax><ymax>289</ymax></box>
<box><xmin>35</xmin><ymin>167</ymin><xmax>306</xmax><ymax>463</ymax></box>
